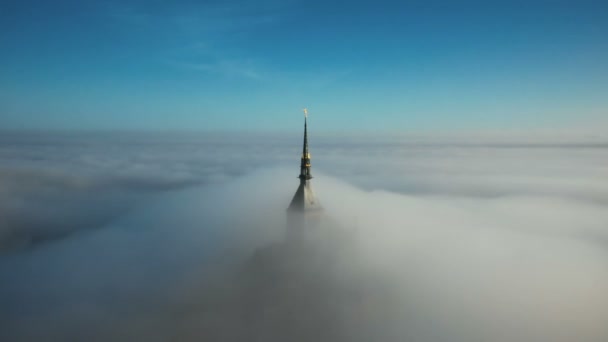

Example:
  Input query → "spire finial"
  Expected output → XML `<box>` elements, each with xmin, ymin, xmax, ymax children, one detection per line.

<box><xmin>303</xmin><ymin>108</ymin><xmax>308</xmax><ymax>118</ymax></box>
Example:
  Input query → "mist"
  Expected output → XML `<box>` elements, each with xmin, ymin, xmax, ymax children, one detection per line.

<box><xmin>1</xmin><ymin>131</ymin><xmax>607</xmax><ymax>341</ymax></box>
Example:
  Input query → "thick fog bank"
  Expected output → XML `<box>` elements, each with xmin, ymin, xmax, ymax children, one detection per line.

<box><xmin>319</xmin><ymin>176</ymin><xmax>608</xmax><ymax>341</ymax></box>
<box><xmin>2</xmin><ymin>131</ymin><xmax>607</xmax><ymax>251</ymax></box>
<box><xmin>1</xmin><ymin>132</ymin><xmax>608</xmax><ymax>341</ymax></box>
<box><xmin>0</xmin><ymin>132</ymin><xmax>293</xmax><ymax>251</ymax></box>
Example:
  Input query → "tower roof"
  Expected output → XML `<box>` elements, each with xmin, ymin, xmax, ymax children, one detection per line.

<box><xmin>288</xmin><ymin>181</ymin><xmax>320</xmax><ymax>211</ymax></box>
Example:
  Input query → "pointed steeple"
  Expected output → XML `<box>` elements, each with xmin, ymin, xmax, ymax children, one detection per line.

<box><xmin>288</xmin><ymin>108</ymin><xmax>321</xmax><ymax>212</ymax></box>
<box><xmin>299</xmin><ymin>110</ymin><xmax>312</xmax><ymax>181</ymax></box>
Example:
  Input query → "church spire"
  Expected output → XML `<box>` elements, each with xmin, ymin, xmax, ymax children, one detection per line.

<box><xmin>299</xmin><ymin>108</ymin><xmax>312</xmax><ymax>180</ymax></box>
<box><xmin>288</xmin><ymin>108</ymin><xmax>321</xmax><ymax>213</ymax></box>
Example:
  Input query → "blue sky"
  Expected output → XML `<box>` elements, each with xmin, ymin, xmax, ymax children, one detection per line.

<box><xmin>1</xmin><ymin>0</ymin><xmax>607</xmax><ymax>132</ymax></box>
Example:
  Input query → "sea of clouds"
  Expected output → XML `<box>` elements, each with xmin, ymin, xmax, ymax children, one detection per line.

<box><xmin>1</xmin><ymin>131</ymin><xmax>607</xmax><ymax>341</ymax></box>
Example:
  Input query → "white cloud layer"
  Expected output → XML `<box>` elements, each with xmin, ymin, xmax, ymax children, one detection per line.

<box><xmin>1</xmin><ymin>131</ymin><xmax>607</xmax><ymax>341</ymax></box>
